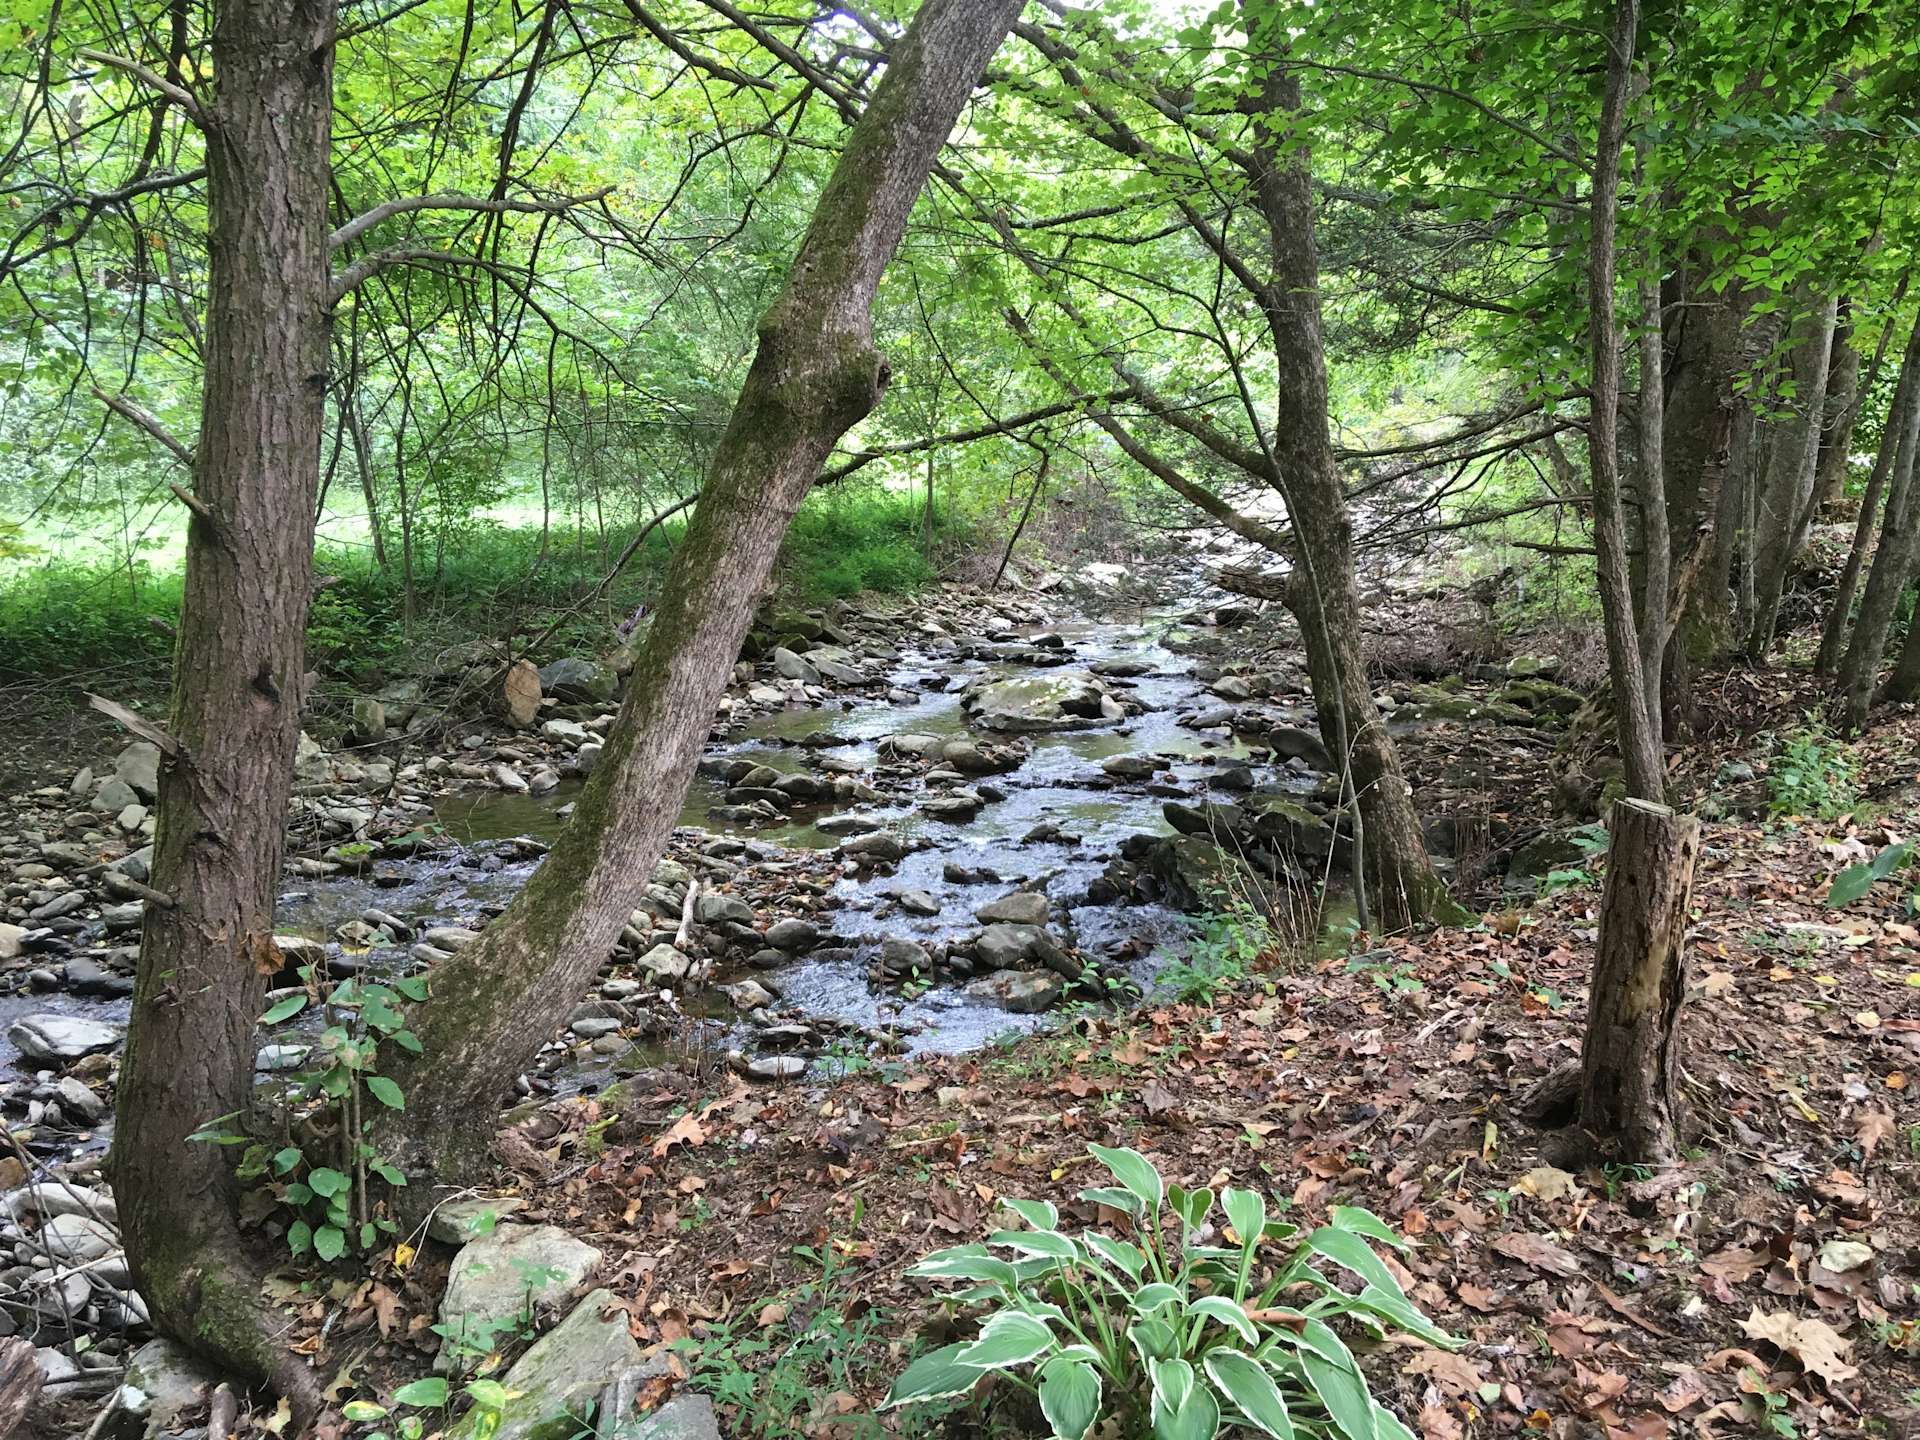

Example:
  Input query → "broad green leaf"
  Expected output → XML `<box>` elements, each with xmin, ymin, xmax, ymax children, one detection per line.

<box><xmin>1078</xmin><ymin>1185</ymin><xmax>1145</xmax><ymax>1218</ymax></box>
<box><xmin>989</xmin><ymin>1228</ymin><xmax>1080</xmax><ymax>1263</ymax></box>
<box><xmin>1329</xmin><ymin>1206</ymin><xmax>1406</xmax><ymax>1250</ymax></box>
<box><xmin>1188</xmin><ymin>1295</ymin><xmax>1257</xmax><ymax>1344</ymax></box>
<box><xmin>1306</xmin><ymin>1227</ymin><xmax>1406</xmax><ymax>1301</ymax></box>
<box><xmin>261</xmin><ymin>994</ymin><xmax>308</xmax><ymax>1024</ymax></box>
<box><xmin>1085</xmin><ymin>1233</ymin><xmax>1146</xmax><ymax>1278</ymax></box>
<box><xmin>880</xmin><ymin>1343</ymin><xmax>984</xmax><ymax>1409</ymax></box>
<box><xmin>1825</xmin><ymin>864</ymin><xmax>1874</xmax><ymax>906</ymax></box>
<box><xmin>287</xmin><ymin>1219</ymin><xmax>313</xmax><ymax>1255</ymax></box>
<box><xmin>1039</xmin><ymin>1354</ymin><xmax>1101</xmax><ymax>1440</ymax></box>
<box><xmin>1133</xmin><ymin>1282</ymin><xmax>1184</xmax><ymax>1314</ymax></box>
<box><xmin>465</xmin><ymin>1379</ymin><xmax>510</xmax><ymax>1410</ymax></box>
<box><xmin>343</xmin><ymin>1400</ymin><xmax>388</xmax><ymax>1421</ymax></box>
<box><xmin>1223</xmin><ymin>1187</ymin><xmax>1267</xmax><ymax>1247</ymax></box>
<box><xmin>955</xmin><ymin>1310</ymin><xmax>1055</xmax><ymax>1370</ymax></box>
<box><xmin>365</xmin><ymin>1076</ymin><xmax>406</xmax><ymax>1110</ymax></box>
<box><xmin>1002</xmin><ymin>1197</ymin><xmax>1059</xmax><ymax>1231</ymax></box>
<box><xmin>1090</xmin><ymin>1143</ymin><xmax>1164</xmax><ymax>1213</ymax></box>
<box><xmin>1348</xmin><ymin>1285</ymin><xmax>1458</xmax><ymax>1349</ymax></box>
<box><xmin>314</xmin><ymin>1224</ymin><xmax>346</xmax><ymax>1262</ymax></box>
<box><xmin>1156</xmin><ymin>1374</ymin><xmax>1221</xmax><ymax>1440</ymax></box>
<box><xmin>272</xmin><ymin>1145</ymin><xmax>303</xmax><ymax>1175</ymax></box>
<box><xmin>1297</xmin><ymin>1319</ymin><xmax>1377</xmax><ymax>1440</ymax></box>
<box><xmin>391</xmin><ymin>1378</ymin><xmax>449</xmax><ymax>1408</ymax></box>
<box><xmin>906</xmin><ymin>1243</ymin><xmax>1020</xmax><ymax>1285</ymax></box>
<box><xmin>1130</xmin><ymin>1316</ymin><xmax>1179</xmax><ymax>1367</ymax></box>
<box><xmin>307</xmin><ymin>1167</ymin><xmax>350</xmax><ymax>1199</ymax></box>
<box><xmin>1150</xmin><ymin>1357</ymin><xmax>1195</xmax><ymax>1421</ymax></box>
<box><xmin>1204</xmin><ymin>1349</ymin><xmax>1295</xmax><ymax>1440</ymax></box>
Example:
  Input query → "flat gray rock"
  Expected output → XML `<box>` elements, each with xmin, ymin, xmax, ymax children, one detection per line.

<box><xmin>8</xmin><ymin>1014</ymin><xmax>122</xmax><ymax>1062</ymax></box>
<box><xmin>451</xmin><ymin>1288</ymin><xmax>639</xmax><ymax>1440</ymax></box>
<box><xmin>437</xmin><ymin>1225</ymin><xmax>602</xmax><ymax>1371</ymax></box>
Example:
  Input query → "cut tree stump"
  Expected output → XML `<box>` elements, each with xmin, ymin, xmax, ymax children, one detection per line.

<box><xmin>1579</xmin><ymin>797</ymin><xmax>1701</xmax><ymax>1162</ymax></box>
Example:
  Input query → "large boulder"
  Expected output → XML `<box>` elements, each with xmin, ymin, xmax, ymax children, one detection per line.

<box><xmin>450</xmin><ymin>1289</ymin><xmax>640</xmax><ymax>1440</ymax></box>
<box><xmin>538</xmin><ymin>657</ymin><xmax>617</xmax><ymax>704</ymax></box>
<box><xmin>965</xmin><ymin>970</ymin><xmax>1064</xmax><ymax>1014</ymax></box>
<box><xmin>113</xmin><ymin>742</ymin><xmax>161</xmax><ymax>801</ymax></box>
<box><xmin>8</xmin><ymin>1014</ymin><xmax>122</xmax><ymax>1063</ymax></box>
<box><xmin>961</xmin><ymin>670</ymin><xmax>1123</xmax><ymax>733</ymax></box>
<box><xmin>436</xmin><ymin>1225</ymin><xmax>602</xmax><ymax>1371</ymax></box>
<box><xmin>503</xmin><ymin>660</ymin><xmax>543</xmax><ymax>728</ymax></box>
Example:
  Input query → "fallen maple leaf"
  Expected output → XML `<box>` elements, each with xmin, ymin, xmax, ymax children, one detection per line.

<box><xmin>1737</xmin><ymin>1307</ymin><xmax>1857</xmax><ymax>1387</ymax></box>
<box><xmin>1855</xmin><ymin>1109</ymin><xmax>1894</xmax><ymax>1160</ymax></box>
<box><xmin>1141</xmin><ymin>1079</ymin><xmax>1178</xmax><ymax>1115</ymax></box>
<box><xmin>651</xmin><ymin>1112</ymin><xmax>707</xmax><ymax>1158</ymax></box>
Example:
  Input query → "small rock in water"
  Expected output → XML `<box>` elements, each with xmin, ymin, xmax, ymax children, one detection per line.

<box><xmin>736</xmin><ymin>1054</ymin><xmax>806</xmax><ymax>1082</ymax></box>
<box><xmin>8</xmin><ymin>1014</ymin><xmax>122</xmax><ymax>1063</ymax></box>
<box><xmin>894</xmin><ymin>888</ymin><xmax>941</xmax><ymax>916</ymax></box>
<box><xmin>975</xmin><ymin>891</ymin><xmax>1050</xmax><ymax>926</ymax></box>
<box><xmin>1101</xmin><ymin>754</ymin><xmax>1160</xmax><ymax>780</ymax></box>
<box><xmin>763</xmin><ymin>917</ymin><xmax>818</xmax><ymax>951</ymax></box>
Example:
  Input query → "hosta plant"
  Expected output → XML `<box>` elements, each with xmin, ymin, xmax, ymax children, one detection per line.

<box><xmin>881</xmin><ymin>1144</ymin><xmax>1455</xmax><ymax>1440</ymax></box>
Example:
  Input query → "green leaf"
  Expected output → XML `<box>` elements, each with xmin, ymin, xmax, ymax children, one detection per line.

<box><xmin>1002</xmin><ymin>1196</ymin><xmax>1059</xmax><ymax>1231</ymax></box>
<box><xmin>1204</xmin><ymin>1349</ymin><xmax>1294</xmax><ymax>1440</ymax></box>
<box><xmin>1078</xmin><ymin>1185</ymin><xmax>1145</xmax><ymax>1218</ymax></box>
<box><xmin>366</xmin><ymin>1076</ymin><xmax>406</xmax><ymax>1110</ymax></box>
<box><xmin>314</xmin><ymin>1225</ymin><xmax>347</xmax><ymax>1262</ymax></box>
<box><xmin>1329</xmin><ymin>1206</ymin><xmax>1406</xmax><ymax>1250</ymax></box>
<box><xmin>261</xmin><ymin>994</ymin><xmax>308</xmax><ymax>1024</ymax></box>
<box><xmin>1085</xmin><ymin>1232</ymin><xmax>1146</xmax><ymax>1278</ymax></box>
<box><xmin>906</xmin><ymin>1243</ymin><xmax>1020</xmax><ymax>1285</ymax></box>
<box><xmin>1038</xmin><ymin>1354</ymin><xmax>1101</xmax><ymax>1440</ymax></box>
<box><xmin>287</xmin><ymin>1219</ymin><xmax>313</xmax><ymax>1256</ymax></box>
<box><xmin>392</xmin><ymin>974</ymin><xmax>430</xmax><ymax>1002</ymax></box>
<box><xmin>1306</xmin><ymin>1227</ymin><xmax>1406</xmax><ymax>1301</ymax></box>
<box><xmin>1089</xmin><ymin>1143</ymin><xmax>1164</xmax><ymax>1214</ymax></box>
<box><xmin>954</xmin><ymin>1310</ymin><xmax>1055</xmax><ymax>1370</ymax></box>
<box><xmin>1348</xmin><ymin>1285</ymin><xmax>1458</xmax><ymax>1349</ymax></box>
<box><xmin>465</xmin><ymin>1379</ymin><xmax>510</xmax><ymax>1411</ymax></box>
<box><xmin>1133</xmin><ymin>1282</ymin><xmax>1184</xmax><ymax>1314</ymax></box>
<box><xmin>272</xmin><ymin>1145</ymin><xmax>303</xmax><ymax>1175</ymax></box>
<box><xmin>1187</xmin><ymin>1296</ymin><xmax>1257</xmax><ymax>1344</ymax></box>
<box><xmin>989</xmin><ymin>1228</ymin><xmax>1080</xmax><ymax>1262</ymax></box>
<box><xmin>307</xmin><ymin>1167</ymin><xmax>350</xmax><ymax>1199</ymax></box>
<box><xmin>343</xmin><ymin>1400</ymin><xmax>389</xmax><ymax>1421</ymax></box>
<box><xmin>1150</xmin><ymin>1357</ymin><xmax>1195</xmax><ymax>1421</ymax></box>
<box><xmin>1297</xmin><ymin>1319</ymin><xmax>1378</xmax><ymax>1440</ymax></box>
<box><xmin>1827</xmin><ymin>863</ymin><xmax>1876</xmax><ymax>906</ymax></box>
<box><xmin>880</xmin><ymin>1343</ymin><xmax>983</xmax><ymax>1410</ymax></box>
<box><xmin>1130</xmin><ymin>1316</ymin><xmax>1178</xmax><ymax>1367</ymax></box>
<box><xmin>1222</xmin><ymin>1187</ymin><xmax>1267</xmax><ymax>1247</ymax></box>
<box><xmin>1156</xmin><ymin>1372</ymin><xmax>1221</xmax><ymax>1440</ymax></box>
<box><xmin>391</xmin><ymin>1378</ymin><xmax>450</xmax><ymax>1408</ymax></box>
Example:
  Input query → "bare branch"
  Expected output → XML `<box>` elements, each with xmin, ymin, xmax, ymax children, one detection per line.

<box><xmin>328</xmin><ymin>187</ymin><xmax>614</xmax><ymax>251</ymax></box>
<box><xmin>91</xmin><ymin>386</ymin><xmax>194</xmax><ymax>467</ymax></box>
<box><xmin>75</xmin><ymin>48</ymin><xmax>207</xmax><ymax>128</ymax></box>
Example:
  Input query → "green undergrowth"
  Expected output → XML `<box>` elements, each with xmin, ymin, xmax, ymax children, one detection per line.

<box><xmin>0</xmin><ymin>487</ymin><xmax>973</xmax><ymax>678</ymax></box>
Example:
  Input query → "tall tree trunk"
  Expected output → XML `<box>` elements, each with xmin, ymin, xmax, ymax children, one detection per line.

<box><xmin>1243</xmin><ymin>53</ymin><xmax>1447</xmax><ymax>931</ymax></box>
<box><xmin>1838</xmin><ymin>329</ymin><xmax>1920</xmax><ymax>730</ymax></box>
<box><xmin>1818</xmin><ymin>314</ymin><xmax>1920</xmax><ymax>675</ymax></box>
<box><xmin>378</xmin><ymin>0</ymin><xmax>1027</xmax><ymax>1189</ymax></box>
<box><xmin>1882</xmin><ymin>583</ymin><xmax>1920</xmax><ymax>702</ymax></box>
<box><xmin>1576</xmin><ymin>0</ymin><xmax>1698</xmax><ymax>1166</ymax></box>
<box><xmin>1803</xmin><ymin>303</ymin><xmax>1860</xmax><ymax>525</ymax></box>
<box><xmin>109</xmin><ymin>0</ymin><xmax>335</xmax><ymax>1413</ymax></box>
<box><xmin>1745</xmin><ymin>294</ymin><xmax>1840</xmax><ymax>656</ymax></box>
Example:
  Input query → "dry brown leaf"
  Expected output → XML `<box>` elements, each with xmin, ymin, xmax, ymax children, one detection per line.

<box><xmin>1737</xmin><ymin>1307</ymin><xmax>1857</xmax><ymax>1387</ymax></box>
<box><xmin>651</xmin><ymin>1112</ymin><xmax>707</xmax><ymax>1158</ymax></box>
<box><xmin>1404</xmin><ymin>1346</ymin><xmax>1488</xmax><ymax>1398</ymax></box>
<box><xmin>1490</xmin><ymin>1231</ymin><xmax>1582</xmax><ymax>1277</ymax></box>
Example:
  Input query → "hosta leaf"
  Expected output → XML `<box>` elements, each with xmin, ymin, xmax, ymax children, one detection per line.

<box><xmin>1306</xmin><ymin>1227</ymin><xmax>1406</xmax><ymax>1301</ymax></box>
<box><xmin>1039</xmin><ymin>1354</ymin><xmax>1102</xmax><ymax>1440</ymax></box>
<box><xmin>1090</xmin><ymin>1143</ymin><xmax>1164</xmax><ymax>1213</ymax></box>
<box><xmin>1079</xmin><ymin>1185</ymin><xmax>1145</xmax><ymax>1218</ymax></box>
<box><xmin>1188</xmin><ymin>1295</ymin><xmax>1257</xmax><ymax>1344</ymax></box>
<box><xmin>1372</xmin><ymin>1403</ymin><xmax>1417</xmax><ymax>1440</ymax></box>
<box><xmin>989</xmin><ymin>1228</ymin><xmax>1081</xmax><ymax>1263</ymax></box>
<box><xmin>1223</xmin><ymin>1187</ymin><xmax>1267</xmax><ymax>1247</ymax></box>
<box><xmin>1133</xmin><ymin>1282</ymin><xmax>1184</xmax><ymax>1314</ymax></box>
<box><xmin>1156</xmin><ymin>1373</ymin><xmax>1221</xmax><ymax>1440</ymax></box>
<box><xmin>880</xmin><ymin>1343</ymin><xmax>984</xmax><ymax>1409</ymax></box>
<box><xmin>1329</xmin><ymin>1206</ymin><xmax>1407</xmax><ymax>1250</ymax></box>
<box><xmin>1348</xmin><ymin>1285</ymin><xmax>1458</xmax><ymax>1349</ymax></box>
<box><xmin>906</xmin><ymin>1243</ymin><xmax>1019</xmax><ymax>1284</ymax></box>
<box><xmin>1150</xmin><ymin>1357</ymin><xmax>1195</xmax><ymax>1421</ymax></box>
<box><xmin>1002</xmin><ymin>1197</ymin><xmax>1059</xmax><ymax>1231</ymax></box>
<box><xmin>955</xmin><ymin>1310</ymin><xmax>1055</xmax><ymax>1370</ymax></box>
<box><xmin>1130</xmin><ymin>1316</ymin><xmax>1178</xmax><ymax>1367</ymax></box>
<box><xmin>1297</xmin><ymin>1319</ymin><xmax>1377</xmax><ymax>1440</ymax></box>
<box><xmin>1204</xmin><ymin>1349</ymin><xmax>1295</xmax><ymax>1440</ymax></box>
<box><xmin>1085</xmin><ymin>1233</ymin><xmax>1146</xmax><ymax>1279</ymax></box>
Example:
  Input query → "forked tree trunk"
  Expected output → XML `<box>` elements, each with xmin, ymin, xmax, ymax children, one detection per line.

<box><xmin>109</xmin><ymin>0</ymin><xmax>336</xmax><ymax>1414</ymax></box>
<box><xmin>379</xmin><ymin>0</ymin><xmax>1027</xmax><ymax>1188</ymax></box>
<box><xmin>1578</xmin><ymin>799</ymin><xmax>1700</xmax><ymax>1161</ymax></box>
<box><xmin>1244</xmin><ymin>55</ymin><xmax>1449</xmax><ymax>931</ymax></box>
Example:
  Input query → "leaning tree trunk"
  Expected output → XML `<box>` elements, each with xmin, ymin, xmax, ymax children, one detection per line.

<box><xmin>109</xmin><ymin>0</ymin><xmax>336</xmax><ymax>1415</ymax></box>
<box><xmin>1243</xmin><ymin>56</ymin><xmax>1448</xmax><ymax>931</ymax></box>
<box><xmin>1838</xmin><ymin>337</ymin><xmax>1920</xmax><ymax>731</ymax></box>
<box><xmin>1818</xmin><ymin>314</ymin><xmax>1920</xmax><ymax>676</ymax></box>
<box><xmin>1745</xmin><ymin>295</ymin><xmax>1839</xmax><ymax>657</ymax></box>
<box><xmin>1578</xmin><ymin>798</ymin><xmax>1701</xmax><ymax>1161</ymax></box>
<box><xmin>378</xmin><ymin>0</ymin><xmax>1028</xmax><ymax>1190</ymax></box>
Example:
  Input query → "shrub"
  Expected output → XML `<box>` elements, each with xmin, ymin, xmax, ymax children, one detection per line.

<box><xmin>1765</xmin><ymin>723</ymin><xmax>1857</xmax><ymax>821</ymax></box>
<box><xmin>882</xmin><ymin>1144</ymin><xmax>1453</xmax><ymax>1440</ymax></box>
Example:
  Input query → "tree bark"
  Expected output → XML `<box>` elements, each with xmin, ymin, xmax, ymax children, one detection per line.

<box><xmin>1243</xmin><ymin>56</ymin><xmax>1448</xmax><ymax>932</ymax></box>
<box><xmin>1818</xmin><ymin>314</ymin><xmax>1920</xmax><ymax>676</ymax></box>
<box><xmin>1838</xmin><ymin>323</ymin><xmax>1920</xmax><ymax>730</ymax></box>
<box><xmin>1803</xmin><ymin>303</ymin><xmax>1860</xmax><ymax>525</ymax></box>
<box><xmin>1578</xmin><ymin>799</ymin><xmax>1701</xmax><ymax>1161</ymax></box>
<box><xmin>1745</xmin><ymin>294</ymin><xmax>1840</xmax><ymax>656</ymax></box>
<box><xmin>109</xmin><ymin>0</ymin><xmax>335</xmax><ymax>1415</ymax></box>
<box><xmin>379</xmin><ymin>0</ymin><xmax>1027</xmax><ymax>1190</ymax></box>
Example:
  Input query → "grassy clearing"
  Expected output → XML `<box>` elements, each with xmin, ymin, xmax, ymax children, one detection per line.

<box><xmin>0</xmin><ymin>486</ymin><xmax>964</xmax><ymax>677</ymax></box>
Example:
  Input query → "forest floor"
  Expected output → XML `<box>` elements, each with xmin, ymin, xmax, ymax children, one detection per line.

<box><xmin>276</xmin><ymin>695</ymin><xmax>1920</xmax><ymax>1440</ymax></box>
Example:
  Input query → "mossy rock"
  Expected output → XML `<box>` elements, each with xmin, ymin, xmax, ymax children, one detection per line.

<box><xmin>1493</xmin><ymin>677</ymin><xmax>1585</xmax><ymax>719</ymax></box>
